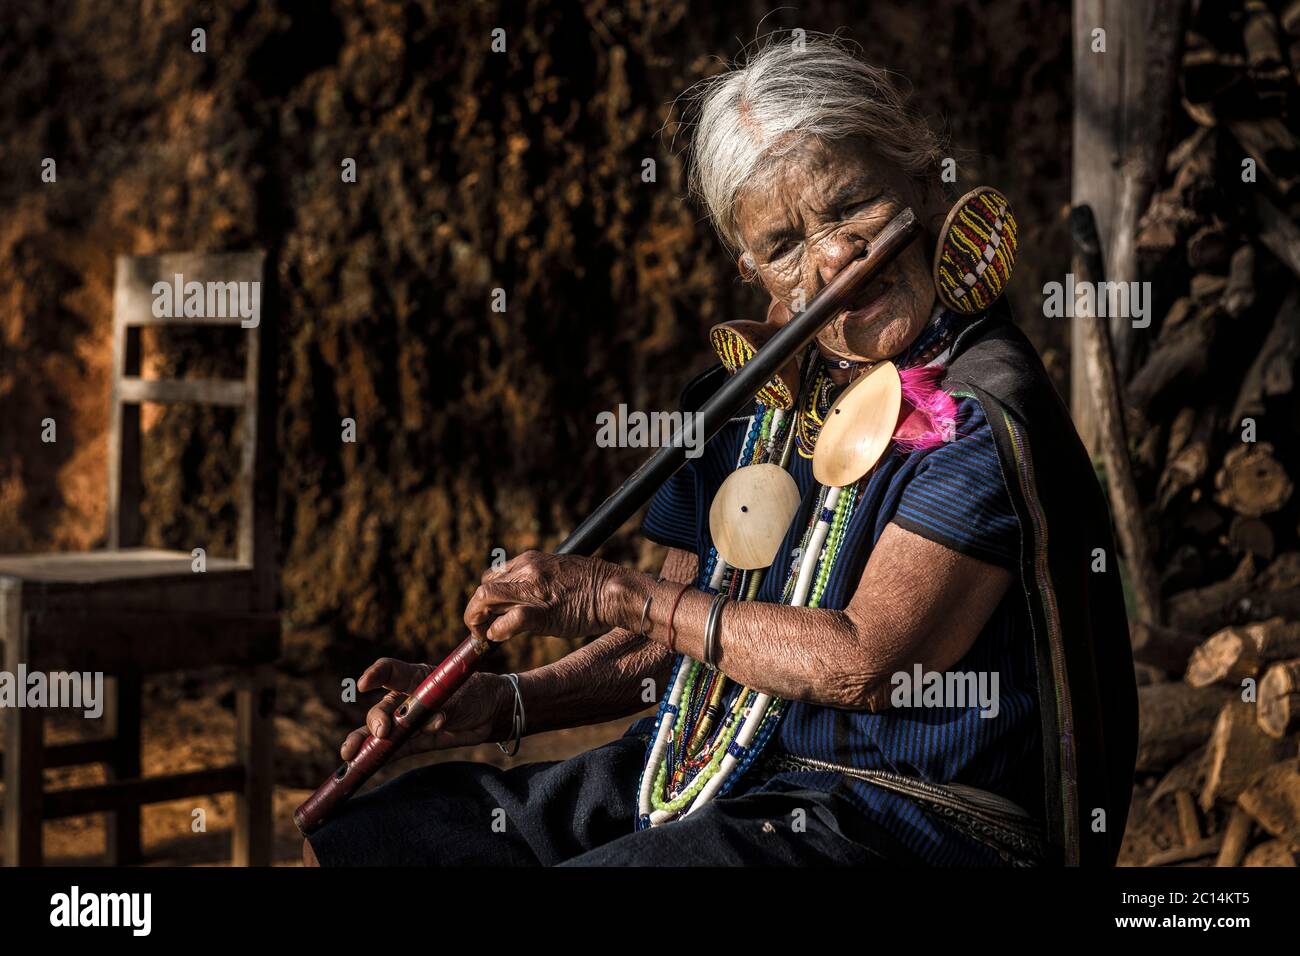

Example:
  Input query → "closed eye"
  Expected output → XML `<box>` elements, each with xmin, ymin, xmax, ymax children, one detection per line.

<box><xmin>769</xmin><ymin>239</ymin><xmax>800</xmax><ymax>261</ymax></box>
<box><xmin>842</xmin><ymin>194</ymin><xmax>886</xmax><ymax>221</ymax></box>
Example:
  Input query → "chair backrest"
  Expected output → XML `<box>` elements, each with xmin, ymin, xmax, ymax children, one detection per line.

<box><xmin>107</xmin><ymin>252</ymin><xmax>276</xmax><ymax>606</ymax></box>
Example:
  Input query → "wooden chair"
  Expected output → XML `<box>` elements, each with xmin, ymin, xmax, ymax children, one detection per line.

<box><xmin>0</xmin><ymin>251</ymin><xmax>280</xmax><ymax>866</ymax></box>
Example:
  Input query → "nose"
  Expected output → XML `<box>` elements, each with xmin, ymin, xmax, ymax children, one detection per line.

<box><xmin>814</xmin><ymin>229</ymin><xmax>869</xmax><ymax>286</ymax></box>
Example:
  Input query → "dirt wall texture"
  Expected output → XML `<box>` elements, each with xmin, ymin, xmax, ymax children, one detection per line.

<box><xmin>0</xmin><ymin>0</ymin><xmax>1071</xmax><ymax>681</ymax></box>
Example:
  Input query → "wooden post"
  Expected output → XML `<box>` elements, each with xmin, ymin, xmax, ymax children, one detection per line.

<box><xmin>1071</xmin><ymin>0</ymin><xmax>1187</xmax><ymax>451</ymax></box>
<box><xmin>103</xmin><ymin>674</ymin><xmax>142</xmax><ymax>864</ymax></box>
<box><xmin>1071</xmin><ymin>204</ymin><xmax>1164</xmax><ymax>627</ymax></box>
<box><xmin>233</xmin><ymin>665</ymin><xmax>275</xmax><ymax>866</ymax></box>
<box><xmin>108</xmin><ymin>257</ymin><xmax>143</xmax><ymax>548</ymax></box>
<box><xmin>1</xmin><ymin>581</ymin><xmax>42</xmax><ymax>866</ymax></box>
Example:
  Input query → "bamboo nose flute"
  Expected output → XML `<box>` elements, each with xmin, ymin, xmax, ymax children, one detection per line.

<box><xmin>294</xmin><ymin>206</ymin><xmax>920</xmax><ymax>836</ymax></box>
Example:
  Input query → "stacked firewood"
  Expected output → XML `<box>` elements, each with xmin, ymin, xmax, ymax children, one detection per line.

<box><xmin>1124</xmin><ymin>0</ymin><xmax>1300</xmax><ymax>866</ymax></box>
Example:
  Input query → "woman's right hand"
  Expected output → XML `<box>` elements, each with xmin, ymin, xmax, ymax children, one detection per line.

<box><xmin>339</xmin><ymin>658</ymin><xmax>513</xmax><ymax>761</ymax></box>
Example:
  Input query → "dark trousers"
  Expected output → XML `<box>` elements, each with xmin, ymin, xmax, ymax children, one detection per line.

<box><xmin>308</xmin><ymin>735</ymin><xmax>915</xmax><ymax>866</ymax></box>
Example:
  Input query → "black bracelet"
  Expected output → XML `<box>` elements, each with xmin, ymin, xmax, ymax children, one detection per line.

<box><xmin>703</xmin><ymin>592</ymin><xmax>730</xmax><ymax>668</ymax></box>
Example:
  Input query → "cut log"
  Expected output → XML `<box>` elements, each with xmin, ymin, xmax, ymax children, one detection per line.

<box><xmin>1132</xmin><ymin>620</ymin><xmax>1208</xmax><ymax>673</ymax></box>
<box><xmin>1214</xmin><ymin>442</ymin><xmax>1293</xmax><ymax>517</ymax></box>
<box><xmin>1150</xmin><ymin>745</ymin><xmax>1207</xmax><ymax>807</ymax></box>
<box><xmin>1148</xmin><ymin>834</ymin><xmax>1222</xmax><ymax>865</ymax></box>
<box><xmin>1237</xmin><ymin>591</ymin><xmax>1300</xmax><ymax>624</ymax></box>
<box><xmin>1186</xmin><ymin>222</ymin><xmax>1233</xmax><ymax>270</ymax></box>
<box><xmin>1199</xmin><ymin>701</ymin><xmax>1290</xmax><ymax>810</ymax></box>
<box><xmin>1243</xmin><ymin>0</ymin><xmax>1292</xmax><ymax>99</ymax></box>
<box><xmin>1182</xmin><ymin>48</ymin><xmax>1245</xmax><ymax>104</ymax></box>
<box><xmin>1283</xmin><ymin>0</ymin><xmax>1300</xmax><ymax>35</ymax></box>
<box><xmin>1190</xmin><ymin>273</ymin><xmax>1227</xmax><ymax>302</ymax></box>
<box><xmin>1242</xmin><ymin>839</ymin><xmax>1297</xmax><ymax>866</ymax></box>
<box><xmin>1258</xmin><ymin>659</ymin><xmax>1300</xmax><ymax>739</ymax></box>
<box><xmin>1263</xmin><ymin>552</ymin><xmax>1300</xmax><ymax>591</ymax></box>
<box><xmin>1237</xmin><ymin>760</ymin><xmax>1300</xmax><ymax>851</ymax></box>
<box><xmin>1230</xmin><ymin>119</ymin><xmax>1300</xmax><ymax>199</ymax></box>
<box><xmin>1168</xmin><ymin>555</ymin><xmax>1255</xmax><ymax>631</ymax></box>
<box><xmin>1186</xmin><ymin>631</ymin><xmax>1261</xmax><ymax>688</ymax></box>
<box><xmin>1135</xmin><ymin>191</ymin><xmax>1188</xmax><ymax>260</ymax></box>
<box><xmin>1137</xmin><ymin>682</ymin><xmax>1233</xmax><ymax>772</ymax></box>
<box><xmin>1214</xmin><ymin>805</ymin><xmax>1253</xmax><ymax>866</ymax></box>
<box><xmin>1175</xmin><ymin>791</ymin><xmax>1200</xmax><ymax>844</ymax></box>
<box><xmin>1157</xmin><ymin>406</ymin><xmax>1217</xmax><ymax>509</ymax></box>
<box><xmin>1185</xmin><ymin>618</ymin><xmax>1300</xmax><ymax>688</ymax></box>
<box><xmin>1135</xmin><ymin>661</ymin><xmax>1167</xmax><ymax>685</ymax></box>
<box><xmin>1222</xmin><ymin>245</ymin><xmax>1256</xmax><ymax>318</ymax></box>
<box><xmin>1173</xmin><ymin>134</ymin><xmax>1219</xmax><ymax>214</ymax></box>
<box><xmin>1126</xmin><ymin>300</ymin><xmax>1219</xmax><ymax>427</ymax></box>
<box><xmin>1256</xmin><ymin>194</ymin><xmax>1300</xmax><ymax>282</ymax></box>
<box><xmin>1227</xmin><ymin>516</ymin><xmax>1275</xmax><ymax>560</ymax></box>
<box><xmin>1229</xmin><ymin>288</ymin><xmax>1299</xmax><ymax>427</ymax></box>
<box><xmin>1165</xmin><ymin>126</ymin><xmax>1212</xmax><ymax>174</ymax></box>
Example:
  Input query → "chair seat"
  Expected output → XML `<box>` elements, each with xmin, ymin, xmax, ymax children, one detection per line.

<box><xmin>0</xmin><ymin>547</ymin><xmax>246</xmax><ymax>583</ymax></box>
<box><xmin>0</xmin><ymin>548</ymin><xmax>254</xmax><ymax>615</ymax></box>
<box><xmin>0</xmin><ymin>549</ymin><xmax>276</xmax><ymax>674</ymax></box>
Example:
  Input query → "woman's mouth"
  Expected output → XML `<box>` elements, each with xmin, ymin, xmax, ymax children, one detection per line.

<box><xmin>816</xmin><ymin>279</ymin><xmax>895</xmax><ymax>361</ymax></box>
<box><xmin>838</xmin><ymin>280</ymin><xmax>893</xmax><ymax>326</ymax></box>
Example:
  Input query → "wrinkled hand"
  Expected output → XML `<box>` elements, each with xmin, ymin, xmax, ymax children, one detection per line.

<box><xmin>463</xmin><ymin>550</ymin><xmax>621</xmax><ymax>644</ymax></box>
<box><xmin>339</xmin><ymin>658</ymin><xmax>510</xmax><ymax>759</ymax></box>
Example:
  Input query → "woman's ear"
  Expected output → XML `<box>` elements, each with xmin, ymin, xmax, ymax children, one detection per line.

<box><xmin>765</xmin><ymin>294</ymin><xmax>792</xmax><ymax>328</ymax></box>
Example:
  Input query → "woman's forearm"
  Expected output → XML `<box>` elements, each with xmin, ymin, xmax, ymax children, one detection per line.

<box><xmin>604</xmin><ymin>573</ymin><xmax>874</xmax><ymax>708</ymax></box>
<box><xmin>514</xmin><ymin>628</ymin><xmax>673</xmax><ymax>736</ymax></box>
<box><xmin>600</xmin><ymin>525</ymin><xmax>1012</xmax><ymax>711</ymax></box>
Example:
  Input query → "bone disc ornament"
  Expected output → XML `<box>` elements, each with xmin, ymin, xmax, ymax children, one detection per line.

<box><xmin>708</xmin><ymin>463</ymin><xmax>803</xmax><ymax>570</ymax></box>
<box><xmin>812</xmin><ymin>361</ymin><xmax>903</xmax><ymax>487</ymax></box>
<box><xmin>933</xmin><ymin>186</ymin><xmax>1018</xmax><ymax>314</ymax></box>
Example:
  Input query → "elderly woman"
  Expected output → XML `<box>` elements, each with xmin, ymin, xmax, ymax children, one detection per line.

<box><xmin>304</xmin><ymin>37</ymin><xmax>1136</xmax><ymax>867</ymax></box>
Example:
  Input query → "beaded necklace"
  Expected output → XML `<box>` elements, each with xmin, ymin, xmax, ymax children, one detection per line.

<box><xmin>636</xmin><ymin>348</ymin><xmax>864</xmax><ymax>829</ymax></box>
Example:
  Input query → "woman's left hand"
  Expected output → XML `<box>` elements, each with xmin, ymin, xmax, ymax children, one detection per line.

<box><xmin>463</xmin><ymin>550</ymin><xmax>624</xmax><ymax>643</ymax></box>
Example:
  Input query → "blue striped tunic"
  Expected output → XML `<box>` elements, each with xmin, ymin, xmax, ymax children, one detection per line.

<box><xmin>635</xmin><ymin>353</ymin><xmax>1044</xmax><ymax>865</ymax></box>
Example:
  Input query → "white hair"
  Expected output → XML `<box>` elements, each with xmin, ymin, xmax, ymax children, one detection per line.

<box><xmin>682</xmin><ymin>34</ymin><xmax>945</xmax><ymax>253</ymax></box>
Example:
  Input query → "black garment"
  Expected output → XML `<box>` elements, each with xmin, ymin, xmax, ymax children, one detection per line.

<box><xmin>307</xmin><ymin>736</ymin><xmax>919</xmax><ymax>866</ymax></box>
<box><xmin>941</xmin><ymin>304</ymin><xmax>1138</xmax><ymax>865</ymax></box>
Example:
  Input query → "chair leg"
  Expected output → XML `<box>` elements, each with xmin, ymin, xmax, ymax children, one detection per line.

<box><xmin>104</xmin><ymin>674</ymin><xmax>142</xmax><ymax>865</ymax></box>
<box><xmin>233</xmin><ymin>666</ymin><xmax>274</xmax><ymax>866</ymax></box>
<box><xmin>2</xmin><ymin>588</ymin><xmax>43</xmax><ymax>866</ymax></box>
<box><xmin>3</xmin><ymin>707</ymin><xmax>44</xmax><ymax>867</ymax></box>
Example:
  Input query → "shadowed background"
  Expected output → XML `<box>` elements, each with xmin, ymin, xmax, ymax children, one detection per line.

<box><xmin>0</xmin><ymin>0</ymin><xmax>1070</xmax><ymax>673</ymax></box>
<box><xmin>0</xmin><ymin>0</ymin><xmax>1075</xmax><ymax>861</ymax></box>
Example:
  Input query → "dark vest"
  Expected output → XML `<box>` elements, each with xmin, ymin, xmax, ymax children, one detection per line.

<box><xmin>942</xmin><ymin>305</ymin><xmax>1138</xmax><ymax>866</ymax></box>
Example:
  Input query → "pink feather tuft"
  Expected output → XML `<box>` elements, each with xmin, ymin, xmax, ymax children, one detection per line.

<box><xmin>893</xmin><ymin>365</ymin><xmax>958</xmax><ymax>452</ymax></box>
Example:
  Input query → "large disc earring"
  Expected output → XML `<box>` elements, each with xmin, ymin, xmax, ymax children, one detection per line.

<box><xmin>932</xmin><ymin>186</ymin><xmax>1018</xmax><ymax>314</ymax></box>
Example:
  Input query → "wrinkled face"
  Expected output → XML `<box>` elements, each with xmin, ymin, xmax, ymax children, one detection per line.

<box><xmin>733</xmin><ymin>137</ymin><xmax>937</xmax><ymax>362</ymax></box>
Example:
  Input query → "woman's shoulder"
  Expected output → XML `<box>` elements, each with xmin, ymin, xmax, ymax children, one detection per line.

<box><xmin>942</xmin><ymin>303</ymin><xmax>1068</xmax><ymax>430</ymax></box>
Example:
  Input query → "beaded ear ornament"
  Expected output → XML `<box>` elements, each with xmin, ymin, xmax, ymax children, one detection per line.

<box><xmin>708</xmin><ymin>320</ymin><xmax>800</xmax><ymax>410</ymax></box>
<box><xmin>933</xmin><ymin>185</ymin><xmax>1018</xmax><ymax>314</ymax></box>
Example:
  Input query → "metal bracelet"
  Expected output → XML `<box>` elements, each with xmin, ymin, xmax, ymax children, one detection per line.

<box><xmin>496</xmin><ymin>673</ymin><xmax>526</xmax><ymax>757</ymax></box>
<box><xmin>703</xmin><ymin>593</ymin><xmax>730</xmax><ymax>668</ymax></box>
<box><xmin>638</xmin><ymin>591</ymin><xmax>654</xmax><ymax>637</ymax></box>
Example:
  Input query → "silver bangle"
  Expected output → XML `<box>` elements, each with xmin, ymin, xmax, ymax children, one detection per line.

<box><xmin>497</xmin><ymin>673</ymin><xmax>526</xmax><ymax>756</ymax></box>
<box><xmin>703</xmin><ymin>593</ymin><xmax>730</xmax><ymax>668</ymax></box>
<box><xmin>638</xmin><ymin>591</ymin><xmax>654</xmax><ymax>637</ymax></box>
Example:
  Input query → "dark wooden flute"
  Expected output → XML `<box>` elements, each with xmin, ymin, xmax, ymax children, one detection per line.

<box><xmin>294</xmin><ymin>207</ymin><xmax>920</xmax><ymax>836</ymax></box>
